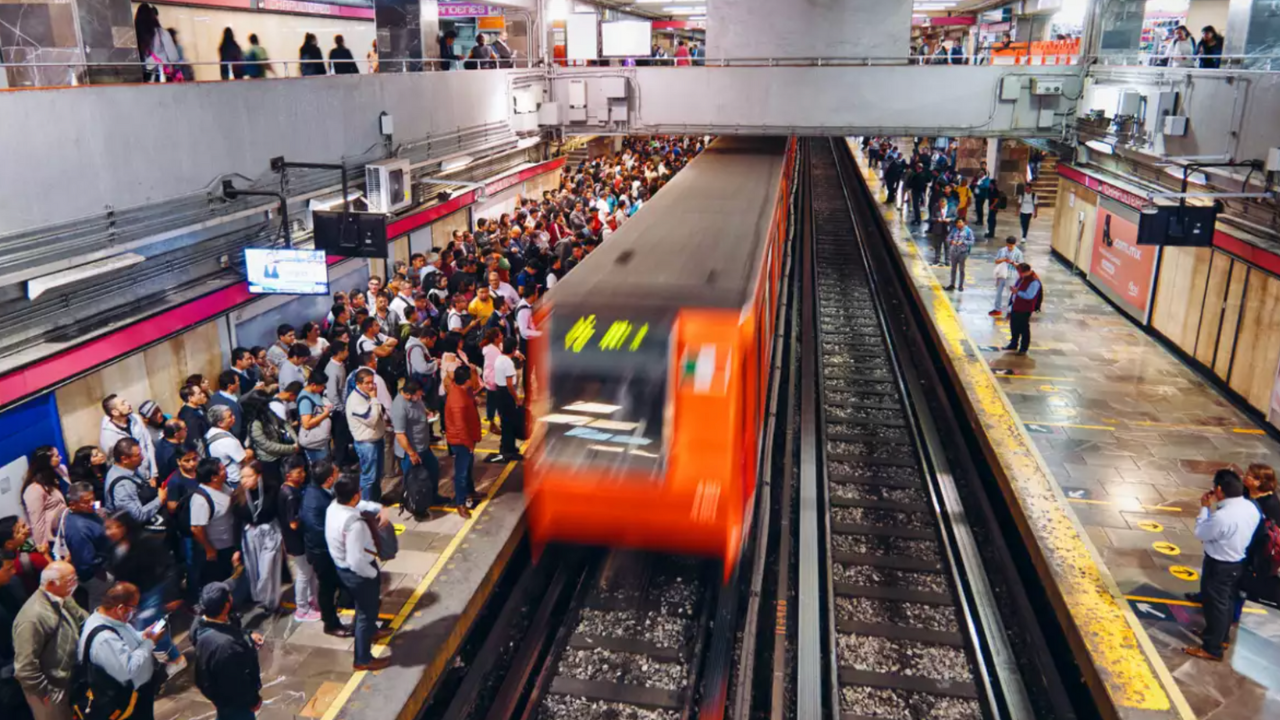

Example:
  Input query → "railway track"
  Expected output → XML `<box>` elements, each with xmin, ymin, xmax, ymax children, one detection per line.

<box><xmin>795</xmin><ymin>138</ymin><xmax>1046</xmax><ymax>720</ymax></box>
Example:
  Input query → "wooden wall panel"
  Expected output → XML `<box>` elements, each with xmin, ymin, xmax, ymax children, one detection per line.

<box><xmin>1214</xmin><ymin>261</ymin><xmax>1249</xmax><ymax>376</ymax></box>
<box><xmin>1194</xmin><ymin>252</ymin><xmax>1232</xmax><ymax>365</ymax></box>
<box><xmin>1228</xmin><ymin>269</ymin><xmax>1280</xmax><ymax>411</ymax></box>
<box><xmin>54</xmin><ymin>321</ymin><xmax>222</xmax><ymax>452</ymax></box>
<box><xmin>1152</xmin><ymin>246</ymin><xmax>1211</xmax><ymax>351</ymax></box>
<box><xmin>1051</xmin><ymin>186</ymin><xmax>1077</xmax><ymax>260</ymax></box>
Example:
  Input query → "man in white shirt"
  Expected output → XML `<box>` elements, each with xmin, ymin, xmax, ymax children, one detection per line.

<box><xmin>486</xmin><ymin>337</ymin><xmax>523</xmax><ymax>464</ymax></box>
<box><xmin>356</xmin><ymin>317</ymin><xmax>397</xmax><ymax>358</ymax></box>
<box><xmin>488</xmin><ymin>271</ymin><xmax>519</xmax><ymax>310</ymax></box>
<box><xmin>1184</xmin><ymin>470</ymin><xmax>1262</xmax><ymax>661</ymax></box>
<box><xmin>325</xmin><ymin>475</ymin><xmax>392</xmax><ymax>671</ymax></box>
<box><xmin>345</xmin><ymin>369</ymin><xmax>388</xmax><ymax>502</ymax></box>
<box><xmin>206</xmin><ymin>406</ymin><xmax>252</xmax><ymax>489</ymax></box>
<box><xmin>388</xmin><ymin>282</ymin><xmax>415</xmax><ymax>323</ymax></box>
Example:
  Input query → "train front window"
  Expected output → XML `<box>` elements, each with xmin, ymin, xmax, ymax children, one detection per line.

<box><xmin>543</xmin><ymin>310</ymin><xmax>672</xmax><ymax>478</ymax></box>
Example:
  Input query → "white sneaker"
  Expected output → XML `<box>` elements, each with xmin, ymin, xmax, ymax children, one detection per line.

<box><xmin>166</xmin><ymin>655</ymin><xmax>189</xmax><ymax>675</ymax></box>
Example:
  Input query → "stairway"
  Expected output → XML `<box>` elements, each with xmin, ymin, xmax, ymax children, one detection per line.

<box><xmin>1029</xmin><ymin>154</ymin><xmax>1059</xmax><ymax>208</ymax></box>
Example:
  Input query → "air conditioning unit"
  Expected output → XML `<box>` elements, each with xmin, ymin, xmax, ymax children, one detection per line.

<box><xmin>365</xmin><ymin>158</ymin><xmax>412</xmax><ymax>213</ymax></box>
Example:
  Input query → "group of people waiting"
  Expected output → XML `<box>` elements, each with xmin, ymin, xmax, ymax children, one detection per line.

<box><xmin>865</xmin><ymin>136</ymin><xmax>1044</xmax><ymax>355</ymax></box>
<box><xmin>0</xmin><ymin>135</ymin><xmax>703</xmax><ymax>720</ymax></box>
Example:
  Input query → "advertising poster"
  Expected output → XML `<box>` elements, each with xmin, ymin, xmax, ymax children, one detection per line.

<box><xmin>1089</xmin><ymin>202</ymin><xmax>1159</xmax><ymax>323</ymax></box>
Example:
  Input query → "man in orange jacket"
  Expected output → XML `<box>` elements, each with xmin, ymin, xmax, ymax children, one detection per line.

<box><xmin>445</xmin><ymin>365</ymin><xmax>483</xmax><ymax>518</ymax></box>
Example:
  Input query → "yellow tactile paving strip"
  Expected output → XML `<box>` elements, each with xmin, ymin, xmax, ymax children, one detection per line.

<box><xmin>847</xmin><ymin>141</ymin><xmax>1190</xmax><ymax>719</ymax></box>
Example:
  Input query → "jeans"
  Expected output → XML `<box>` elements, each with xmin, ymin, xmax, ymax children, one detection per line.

<box><xmin>993</xmin><ymin>275</ymin><xmax>1009</xmax><ymax>311</ymax></box>
<box><xmin>449</xmin><ymin>445</ymin><xmax>475</xmax><ymax>506</ymax></box>
<box><xmin>975</xmin><ymin>196</ymin><xmax>985</xmax><ymax>225</ymax></box>
<box><xmin>931</xmin><ymin>230</ymin><xmax>949</xmax><ymax>265</ymax></box>
<box><xmin>987</xmin><ymin>210</ymin><xmax>998</xmax><ymax>239</ymax></box>
<box><xmin>304</xmin><ymin>447</ymin><xmax>330</xmax><ymax>465</ymax></box>
<box><xmin>354</xmin><ymin>439</ymin><xmax>385</xmax><ymax>502</ymax></box>
<box><xmin>1009</xmin><ymin>311</ymin><xmax>1032</xmax><ymax>352</ymax></box>
<box><xmin>132</xmin><ymin>585</ymin><xmax>180</xmax><ymax>662</ymax></box>
<box><xmin>1201</xmin><ymin>556</ymin><xmax>1246</xmax><ymax>657</ymax></box>
<box><xmin>949</xmin><ymin>252</ymin><xmax>968</xmax><ymax>289</ymax></box>
<box><xmin>288</xmin><ymin>553</ymin><xmax>317</xmax><ymax>613</ymax></box>
<box><xmin>1020</xmin><ymin>212</ymin><xmax>1032</xmax><ymax>239</ymax></box>
<box><xmin>336</xmin><ymin>567</ymin><xmax>381</xmax><ymax>666</ymax></box>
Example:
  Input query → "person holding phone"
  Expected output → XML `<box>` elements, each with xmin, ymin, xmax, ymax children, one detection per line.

<box><xmin>78</xmin><ymin>582</ymin><xmax>166</xmax><ymax>720</ymax></box>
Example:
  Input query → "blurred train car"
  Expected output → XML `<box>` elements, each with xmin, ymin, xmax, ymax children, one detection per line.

<box><xmin>525</xmin><ymin>136</ymin><xmax>796</xmax><ymax>575</ymax></box>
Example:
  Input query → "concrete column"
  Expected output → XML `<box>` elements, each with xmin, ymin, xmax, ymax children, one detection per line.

<box><xmin>956</xmin><ymin>138</ymin><xmax>986</xmax><ymax>178</ymax></box>
<box><xmin>0</xmin><ymin>0</ymin><xmax>138</xmax><ymax>87</ymax></box>
<box><xmin>707</xmin><ymin>0</ymin><xmax>910</xmax><ymax>60</ymax></box>
<box><xmin>376</xmin><ymin>0</ymin><xmax>440</xmax><ymax>72</ymax></box>
<box><xmin>994</xmin><ymin>139</ymin><xmax>1029</xmax><ymax>196</ymax></box>
<box><xmin>1223</xmin><ymin>0</ymin><xmax>1280</xmax><ymax>61</ymax></box>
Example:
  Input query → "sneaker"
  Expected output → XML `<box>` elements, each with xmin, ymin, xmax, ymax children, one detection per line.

<box><xmin>943</xmin><ymin>285</ymin><xmax>955</xmax><ymax>291</ymax></box>
<box><xmin>484</xmin><ymin>454</ymin><xmax>506</xmax><ymax>464</ymax></box>
<box><xmin>166</xmin><ymin>655</ymin><xmax>189</xmax><ymax>675</ymax></box>
<box><xmin>1015</xmin><ymin>350</ymin><xmax>1028</xmax><ymax>356</ymax></box>
<box><xmin>988</xmin><ymin>310</ymin><xmax>1002</xmax><ymax>317</ymax></box>
<box><xmin>1002</xmin><ymin>344</ymin><xmax>1017</xmax><ymax>351</ymax></box>
<box><xmin>957</xmin><ymin>287</ymin><xmax>964</xmax><ymax>292</ymax></box>
<box><xmin>295</xmin><ymin>608</ymin><xmax>321</xmax><ymax>623</ymax></box>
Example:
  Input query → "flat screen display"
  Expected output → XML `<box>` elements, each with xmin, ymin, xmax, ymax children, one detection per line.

<box><xmin>312</xmin><ymin>210</ymin><xmax>389</xmax><ymax>258</ymax></box>
<box><xmin>602</xmin><ymin>21</ymin><xmax>652</xmax><ymax>57</ymax></box>
<box><xmin>1136</xmin><ymin>205</ymin><xmax>1217</xmax><ymax>247</ymax></box>
<box><xmin>245</xmin><ymin>248</ymin><xmax>329</xmax><ymax>295</ymax></box>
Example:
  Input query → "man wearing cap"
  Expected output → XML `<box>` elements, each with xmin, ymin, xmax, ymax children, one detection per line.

<box><xmin>139</xmin><ymin>400</ymin><xmax>166</xmax><ymax>448</ymax></box>
<box><xmin>191</xmin><ymin>582</ymin><xmax>263</xmax><ymax>720</ymax></box>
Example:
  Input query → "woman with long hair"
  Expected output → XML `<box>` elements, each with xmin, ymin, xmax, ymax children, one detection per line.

<box><xmin>104</xmin><ymin>511</ymin><xmax>186</xmax><ymax>672</ymax></box>
<box><xmin>22</xmin><ymin>445</ymin><xmax>68</xmax><ymax>548</ymax></box>
<box><xmin>303</xmin><ymin>321</ymin><xmax>329</xmax><ymax>367</ymax></box>
<box><xmin>218</xmin><ymin>27</ymin><xmax>244</xmax><ymax>80</ymax></box>
<box><xmin>233</xmin><ymin>460</ymin><xmax>284</xmax><ymax>612</ymax></box>
<box><xmin>67</xmin><ymin>445</ymin><xmax>109</xmax><ymax>498</ymax></box>
<box><xmin>242</xmin><ymin>392</ymin><xmax>298</xmax><ymax>487</ymax></box>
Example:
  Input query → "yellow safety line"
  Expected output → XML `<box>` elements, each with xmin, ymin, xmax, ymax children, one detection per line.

<box><xmin>992</xmin><ymin>374</ymin><xmax>1079</xmax><ymax>382</ymax></box>
<box><xmin>319</xmin><ymin>451</ymin><xmax>523</xmax><ymax>720</ymax></box>
<box><xmin>1124</xmin><ymin>595</ymin><xmax>1267</xmax><ymax>614</ymax></box>
<box><xmin>1233</xmin><ymin>428</ymin><xmax>1266</xmax><ymax>435</ymax></box>
<box><xmin>280</xmin><ymin>602</ymin><xmax>397</xmax><ymax>621</ymax></box>
<box><xmin>852</xmin><ymin>140</ymin><xmax>1192</xmax><ymax>718</ymax></box>
<box><xmin>1066</xmin><ymin>497</ymin><xmax>1186</xmax><ymax>513</ymax></box>
<box><xmin>1024</xmin><ymin>421</ymin><xmax>1117</xmax><ymax>431</ymax></box>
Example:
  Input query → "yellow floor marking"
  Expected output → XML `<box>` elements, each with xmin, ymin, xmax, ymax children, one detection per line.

<box><xmin>1024</xmin><ymin>420</ymin><xmax>1117</xmax><ymax>431</ymax></box>
<box><xmin>991</xmin><ymin>374</ymin><xmax>1079</xmax><ymax>382</ymax></box>
<box><xmin>299</xmin><ymin>680</ymin><xmax>347</xmax><ymax>718</ymax></box>
<box><xmin>320</xmin><ymin>450</ymin><xmax>523</xmax><ymax>720</ymax></box>
<box><xmin>853</xmin><ymin>140</ymin><xmax>1190</xmax><ymax>717</ymax></box>
<box><xmin>430</xmin><ymin>444</ymin><xmax>500</xmax><ymax>455</ymax></box>
<box><xmin>281</xmin><ymin>602</ymin><xmax>397</xmax><ymax>621</ymax></box>
<box><xmin>1152</xmin><ymin>541</ymin><xmax>1181</xmax><ymax>556</ymax></box>
<box><xmin>1124</xmin><ymin>595</ymin><xmax>1268</xmax><ymax>615</ymax></box>
<box><xmin>1066</xmin><ymin>497</ymin><xmax>1185</xmax><ymax>513</ymax></box>
<box><xmin>1169</xmin><ymin>566</ymin><xmax>1200</xmax><ymax>582</ymax></box>
<box><xmin>1233</xmin><ymin>428</ymin><xmax>1266</xmax><ymax>435</ymax></box>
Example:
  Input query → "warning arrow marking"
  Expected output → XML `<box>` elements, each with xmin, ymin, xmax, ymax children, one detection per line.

<box><xmin>1169</xmin><ymin>565</ymin><xmax>1200</xmax><ymax>582</ymax></box>
<box><xmin>1134</xmin><ymin>602</ymin><xmax>1168</xmax><ymax>619</ymax></box>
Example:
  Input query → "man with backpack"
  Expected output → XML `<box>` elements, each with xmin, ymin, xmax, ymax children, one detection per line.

<box><xmin>391</xmin><ymin>380</ymin><xmax>440</xmax><ymax>517</ymax></box>
<box><xmin>104</xmin><ymin>439</ymin><xmax>166</xmax><ymax>525</ymax></box>
<box><xmin>75</xmin><ymin>582</ymin><xmax>165</xmax><ymax>720</ymax></box>
<box><xmin>1004</xmin><ymin>263</ymin><xmax>1042</xmax><ymax>356</ymax></box>
<box><xmin>325</xmin><ymin>475</ymin><xmax>392</xmax><ymax>671</ymax></box>
<box><xmin>14</xmin><ymin>561</ymin><xmax>85</xmax><ymax>720</ymax></box>
<box><xmin>187</xmin><ymin>459</ymin><xmax>238</xmax><ymax>596</ymax></box>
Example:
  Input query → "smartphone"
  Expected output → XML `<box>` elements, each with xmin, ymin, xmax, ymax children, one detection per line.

<box><xmin>151</xmin><ymin>616</ymin><xmax>169</xmax><ymax>635</ymax></box>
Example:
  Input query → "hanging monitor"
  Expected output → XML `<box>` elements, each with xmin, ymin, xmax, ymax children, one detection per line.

<box><xmin>1137</xmin><ymin>205</ymin><xmax>1217</xmax><ymax>247</ymax></box>
<box><xmin>244</xmin><ymin>248</ymin><xmax>329</xmax><ymax>295</ymax></box>
<box><xmin>312</xmin><ymin>210</ymin><xmax>389</xmax><ymax>258</ymax></box>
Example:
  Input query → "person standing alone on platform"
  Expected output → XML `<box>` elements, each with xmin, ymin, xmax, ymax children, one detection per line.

<box><xmin>943</xmin><ymin>218</ymin><xmax>974</xmax><ymax>292</ymax></box>
<box><xmin>985</xmin><ymin>182</ymin><xmax>1003</xmax><ymax>240</ymax></box>
<box><xmin>1184</xmin><ymin>470</ymin><xmax>1262</xmax><ymax>662</ymax></box>
<box><xmin>1017</xmin><ymin>183</ymin><xmax>1037</xmax><ymax>243</ymax></box>
<box><xmin>989</xmin><ymin>237</ymin><xmax>1023</xmax><ymax>317</ymax></box>
<box><xmin>1003</xmin><ymin>263</ymin><xmax>1041</xmax><ymax>355</ymax></box>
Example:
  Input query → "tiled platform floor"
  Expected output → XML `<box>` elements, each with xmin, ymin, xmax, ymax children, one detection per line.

<box><xmin>861</xmin><ymin>155</ymin><xmax>1280</xmax><ymax>718</ymax></box>
<box><xmin>152</xmin><ymin>425</ymin><xmax>524</xmax><ymax>720</ymax></box>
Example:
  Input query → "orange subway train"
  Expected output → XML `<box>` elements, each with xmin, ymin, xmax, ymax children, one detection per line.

<box><xmin>525</xmin><ymin>136</ymin><xmax>796</xmax><ymax>577</ymax></box>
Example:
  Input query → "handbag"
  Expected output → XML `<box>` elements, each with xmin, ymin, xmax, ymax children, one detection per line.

<box><xmin>994</xmin><ymin>262</ymin><xmax>1010</xmax><ymax>281</ymax></box>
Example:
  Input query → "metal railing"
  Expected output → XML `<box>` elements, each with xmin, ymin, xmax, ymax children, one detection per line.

<box><xmin>6</xmin><ymin>52</ymin><xmax>1280</xmax><ymax>90</ymax></box>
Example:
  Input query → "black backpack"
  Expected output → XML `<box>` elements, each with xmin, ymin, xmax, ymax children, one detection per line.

<box><xmin>996</xmin><ymin>193</ymin><xmax>1008</xmax><ymax>210</ymax></box>
<box><xmin>71</xmin><ymin>625</ymin><xmax>137</xmax><ymax>720</ymax></box>
<box><xmin>400</xmin><ymin>461</ymin><xmax>437</xmax><ymax>519</ymax></box>
<box><xmin>173</xmin><ymin>486</ymin><xmax>214</xmax><ymax>539</ymax></box>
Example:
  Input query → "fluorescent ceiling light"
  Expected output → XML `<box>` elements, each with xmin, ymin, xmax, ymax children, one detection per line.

<box><xmin>28</xmin><ymin>253</ymin><xmax>146</xmax><ymax>301</ymax></box>
<box><xmin>688</xmin><ymin>15</ymin><xmax>706</xmax><ymax>20</ymax></box>
<box><xmin>665</xmin><ymin>6</ymin><xmax>705</xmax><ymax>14</ymax></box>
<box><xmin>440</xmin><ymin>155</ymin><xmax>474</xmax><ymax>172</ymax></box>
<box><xmin>563</xmin><ymin>402</ymin><xmax>622</xmax><ymax>414</ymax></box>
<box><xmin>1084</xmin><ymin>140</ymin><xmax>1115</xmax><ymax>155</ymax></box>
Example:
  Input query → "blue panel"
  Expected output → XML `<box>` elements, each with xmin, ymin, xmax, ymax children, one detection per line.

<box><xmin>0</xmin><ymin>394</ymin><xmax>66</xmax><ymax>468</ymax></box>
